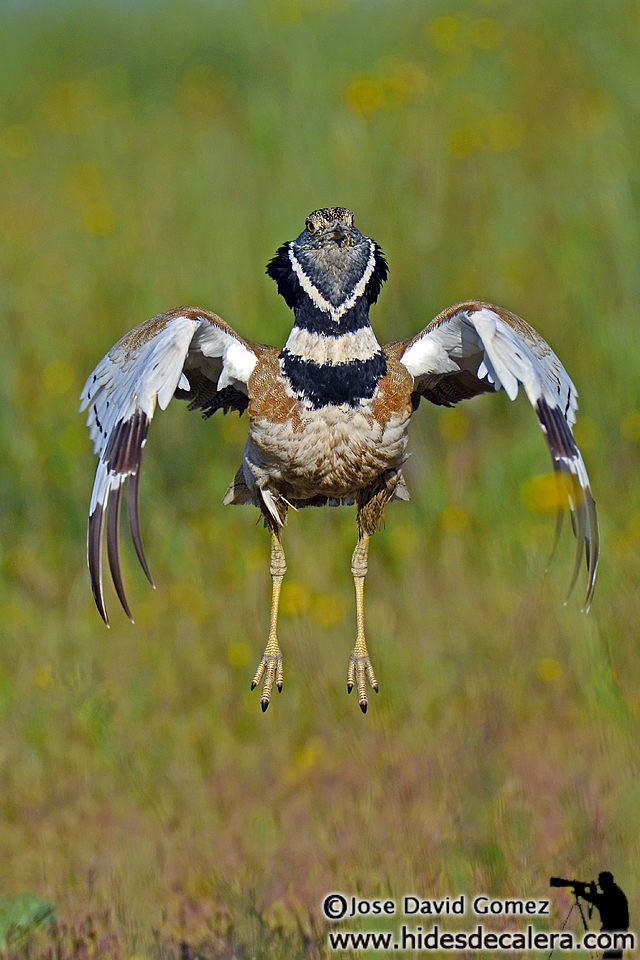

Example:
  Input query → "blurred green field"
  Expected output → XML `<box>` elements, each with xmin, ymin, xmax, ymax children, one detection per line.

<box><xmin>1</xmin><ymin>0</ymin><xmax>640</xmax><ymax>955</ymax></box>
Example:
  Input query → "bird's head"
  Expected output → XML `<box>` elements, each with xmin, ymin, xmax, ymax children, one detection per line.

<box><xmin>267</xmin><ymin>207</ymin><xmax>388</xmax><ymax>313</ymax></box>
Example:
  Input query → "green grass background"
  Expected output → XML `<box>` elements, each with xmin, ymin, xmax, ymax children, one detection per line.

<box><xmin>1</xmin><ymin>0</ymin><xmax>639</xmax><ymax>955</ymax></box>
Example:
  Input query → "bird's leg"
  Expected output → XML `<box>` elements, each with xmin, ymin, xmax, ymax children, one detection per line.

<box><xmin>347</xmin><ymin>532</ymin><xmax>378</xmax><ymax>713</ymax></box>
<box><xmin>251</xmin><ymin>527</ymin><xmax>286</xmax><ymax>711</ymax></box>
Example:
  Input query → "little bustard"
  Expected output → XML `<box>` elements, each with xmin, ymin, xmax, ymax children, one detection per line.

<box><xmin>81</xmin><ymin>207</ymin><xmax>598</xmax><ymax>712</ymax></box>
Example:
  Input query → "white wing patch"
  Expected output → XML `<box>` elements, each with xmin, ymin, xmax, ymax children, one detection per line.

<box><xmin>402</xmin><ymin>305</ymin><xmax>577</xmax><ymax>424</ymax></box>
<box><xmin>401</xmin><ymin>320</ymin><xmax>477</xmax><ymax>379</ymax></box>
<box><xmin>82</xmin><ymin>315</ymin><xmax>199</xmax><ymax>514</ymax></box>
<box><xmin>80</xmin><ymin>308</ymin><xmax>259</xmax><ymax>625</ymax></box>
<box><xmin>399</xmin><ymin>301</ymin><xmax>597</xmax><ymax>608</ymax></box>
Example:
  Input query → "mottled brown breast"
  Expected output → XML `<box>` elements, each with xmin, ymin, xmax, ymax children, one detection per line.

<box><xmin>248</xmin><ymin>348</ymin><xmax>304</xmax><ymax>430</ymax></box>
<box><xmin>373</xmin><ymin>350</ymin><xmax>415</xmax><ymax>427</ymax></box>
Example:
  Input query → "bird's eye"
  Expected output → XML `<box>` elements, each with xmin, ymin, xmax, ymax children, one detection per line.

<box><xmin>306</xmin><ymin>219</ymin><xmax>316</xmax><ymax>234</ymax></box>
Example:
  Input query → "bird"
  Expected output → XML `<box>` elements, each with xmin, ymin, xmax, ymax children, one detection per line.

<box><xmin>81</xmin><ymin>206</ymin><xmax>598</xmax><ymax>713</ymax></box>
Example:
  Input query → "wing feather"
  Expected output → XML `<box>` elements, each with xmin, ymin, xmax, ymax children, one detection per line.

<box><xmin>106</xmin><ymin>482</ymin><xmax>132</xmax><ymax>621</ymax></box>
<box><xmin>393</xmin><ymin>300</ymin><xmax>598</xmax><ymax>608</ymax></box>
<box><xmin>80</xmin><ymin>306</ymin><xmax>264</xmax><ymax>624</ymax></box>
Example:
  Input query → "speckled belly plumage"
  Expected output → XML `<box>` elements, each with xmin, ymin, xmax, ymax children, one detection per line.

<box><xmin>245</xmin><ymin>398</ymin><xmax>411</xmax><ymax>501</ymax></box>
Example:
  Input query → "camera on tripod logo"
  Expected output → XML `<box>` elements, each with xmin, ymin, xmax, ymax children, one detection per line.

<box><xmin>550</xmin><ymin>878</ymin><xmax>595</xmax><ymax>919</ymax></box>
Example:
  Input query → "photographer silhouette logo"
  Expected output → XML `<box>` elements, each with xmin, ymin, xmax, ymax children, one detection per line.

<box><xmin>550</xmin><ymin>872</ymin><xmax>630</xmax><ymax>959</ymax></box>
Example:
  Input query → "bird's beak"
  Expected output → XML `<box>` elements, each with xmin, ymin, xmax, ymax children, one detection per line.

<box><xmin>330</xmin><ymin>221</ymin><xmax>347</xmax><ymax>243</ymax></box>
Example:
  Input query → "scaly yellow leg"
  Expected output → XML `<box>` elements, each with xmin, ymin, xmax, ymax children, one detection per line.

<box><xmin>251</xmin><ymin>529</ymin><xmax>286</xmax><ymax>711</ymax></box>
<box><xmin>347</xmin><ymin>533</ymin><xmax>378</xmax><ymax>713</ymax></box>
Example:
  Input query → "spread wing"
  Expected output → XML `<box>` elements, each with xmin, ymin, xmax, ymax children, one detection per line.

<box><xmin>80</xmin><ymin>306</ymin><xmax>266</xmax><ymax>625</ymax></box>
<box><xmin>389</xmin><ymin>300</ymin><xmax>598</xmax><ymax>610</ymax></box>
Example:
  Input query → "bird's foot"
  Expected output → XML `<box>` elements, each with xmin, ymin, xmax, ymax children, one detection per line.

<box><xmin>347</xmin><ymin>651</ymin><xmax>378</xmax><ymax>713</ymax></box>
<box><xmin>251</xmin><ymin>645</ymin><xmax>283</xmax><ymax>712</ymax></box>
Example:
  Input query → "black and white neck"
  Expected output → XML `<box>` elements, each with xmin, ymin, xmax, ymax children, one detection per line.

<box><xmin>266</xmin><ymin>208</ymin><xmax>390</xmax><ymax>408</ymax></box>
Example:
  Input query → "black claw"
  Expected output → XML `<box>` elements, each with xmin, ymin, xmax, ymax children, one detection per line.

<box><xmin>347</xmin><ymin>682</ymin><xmax>353</xmax><ymax>694</ymax></box>
<box><xmin>251</xmin><ymin>680</ymin><xmax>258</xmax><ymax>690</ymax></box>
<box><xmin>277</xmin><ymin>682</ymin><xmax>283</xmax><ymax>693</ymax></box>
<box><xmin>359</xmin><ymin>701</ymin><xmax>368</xmax><ymax>714</ymax></box>
<box><xmin>261</xmin><ymin>699</ymin><xmax>269</xmax><ymax>713</ymax></box>
<box><xmin>373</xmin><ymin>684</ymin><xmax>379</xmax><ymax>693</ymax></box>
